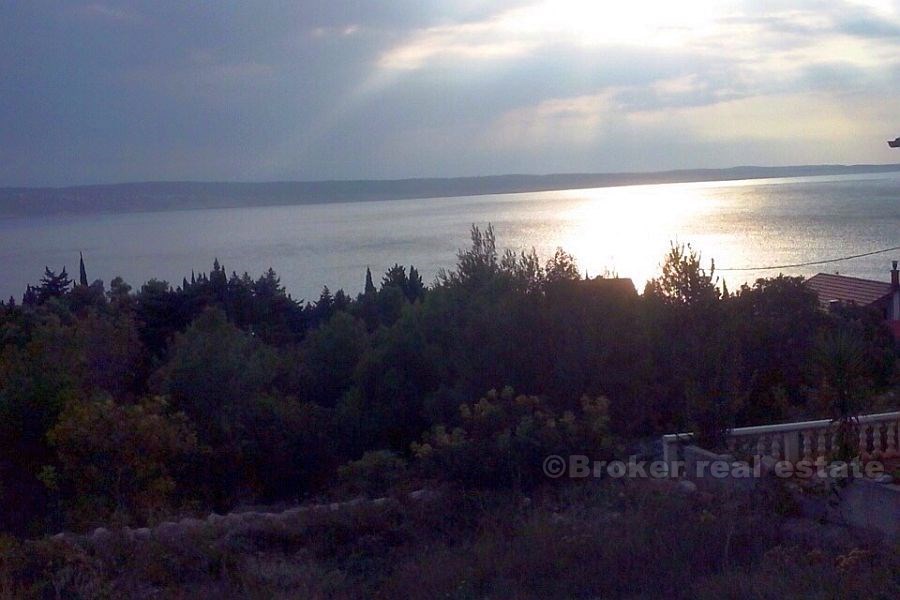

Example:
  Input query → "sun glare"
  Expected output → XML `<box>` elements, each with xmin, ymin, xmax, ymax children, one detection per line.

<box><xmin>379</xmin><ymin>0</ymin><xmax>726</xmax><ymax>70</ymax></box>
<box><xmin>556</xmin><ymin>182</ymin><xmax>720</xmax><ymax>285</ymax></box>
<box><xmin>499</xmin><ymin>0</ymin><xmax>721</xmax><ymax>47</ymax></box>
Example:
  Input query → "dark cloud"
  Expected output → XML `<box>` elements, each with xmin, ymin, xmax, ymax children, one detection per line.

<box><xmin>2</xmin><ymin>1</ymin><xmax>900</xmax><ymax>185</ymax></box>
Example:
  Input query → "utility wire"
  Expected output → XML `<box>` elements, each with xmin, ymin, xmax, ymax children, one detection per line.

<box><xmin>717</xmin><ymin>244</ymin><xmax>900</xmax><ymax>272</ymax></box>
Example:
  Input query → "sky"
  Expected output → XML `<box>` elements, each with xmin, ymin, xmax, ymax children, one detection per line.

<box><xmin>3</xmin><ymin>0</ymin><xmax>900</xmax><ymax>186</ymax></box>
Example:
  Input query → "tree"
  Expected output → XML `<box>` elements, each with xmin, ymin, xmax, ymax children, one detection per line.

<box><xmin>37</xmin><ymin>267</ymin><xmax>72</xmax><ymax>303</ymax></box>
<box><xmin>644</xmin><ymin>243</ymin><xmax>719</xmax><ymax>307</ymax></box>
<box><xmin>149</xmin><ymin>308</ymin><xmax>280</xmax><ymax>506</ymax></box>
<box><xmin>334</xmin><ymin>288</ymin><xmax>350</xmax><ymax>312</ymax></box>
<box><xmin>209</xmin><ymin>258</ymin><xmax>228</xmax><ymax>303</ymax></box>
<box><xmin>0</xmin><ymin>317</ymin><xmax>80</xmax><ymax>534</ymax></box>
<box><xmin>72</xmin><ymin>310</ymin><xmax>144</xmax><ymax>398</ymax></box>
<box><xmin>69</xmin><ymin>279</ymin><xmax>106</xmax><ymax>313</ymax></box>
<box><xmin>150</xmin><ymin>307</ymin><xmax>277</xmax><ymax>442</ymax></box>
<box><xmin>78</xmin><ymin>253</ymin><xmax>88</xmax><ymax>287</ymax></box>
<box><xmin>297</xmin><ymin>311</ymin><xmax>368</xmax><ymax>407</ymax></box>
<box><xmin>221</xmin><ymin>394</ymin><xmax>331</xmax><ymax>500</ymax></box>
<box><xmin>406</xmin><ymin>266</ymin><xmax>425</xmax><ymax>302</ymax></box>
<box><xmin>255</xmin><ymin>268</ymin><xmax>283</xmax><ymax>298</ymax></box>
<box><xmin>728</xmin><ymin>276</ymin><xmax>823</xmax><ymax>424</ymax></box>
<box><xmin>135</xmin><ymin>279</ymin><xmax>182</xmax><ymax>355</ymax></box>
<box><xmin>364</xmin><ymin>267</ymin><xmax>376</xmax><ymax>295</ymax></box>
<box><xmin>382</xmin><ymin>264</ymin><xmax>408</xmax><ymax>291</ymax></box>
<box><xmin>544</xmin><ymin>248</ymin><xmax>580</xmax><ymax>284</ymax></box>
<box><xmin>22</xmin><ymin>285</ymin><xmax>38</xmax><ymax>306</ymax></box>
<box><xmin>812</xmin><ymin>325</ymin><xmax>871</xmax><ymax>456</ymax></box>
<box><xmin>439</xmin><ymin>224</ymin><xmax>499</xmax><ymax>288</ymax></box>
<box><xmin>500</xmin><ymin>248</ymin><xmax>544</xmax><ymax>294</ymax></box>
<box><xmin>248</xmin><ymin>268</ymin><xmax>306</xmax><ymax>345</ymax></box>
<box><xmin>107</xmin><ymin>276</ymin><xmax>132</xmax><ymax>307</ymax></box>
<box><xmin>641</xmin><ymin>243</ymin><xmax>738</xmax><ymax>439</ymax></box>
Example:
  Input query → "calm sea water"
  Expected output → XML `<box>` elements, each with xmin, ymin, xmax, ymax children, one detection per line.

<box><xmin>2</xmin><ymin>172</ymin><xmax>899</xmax><ymax>303</ymax></box>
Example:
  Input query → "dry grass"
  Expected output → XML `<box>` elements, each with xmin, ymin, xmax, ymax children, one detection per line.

<box><xmin>0</xmin><ymin>480</ymin><xmax>897</xmax><ymax>599</ymax></box>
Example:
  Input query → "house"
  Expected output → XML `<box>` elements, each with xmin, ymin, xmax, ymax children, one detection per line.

<box><xmin>805</xmin><ymin>261</ymin><xmax>900</xmax><ymax>340</ymax></box>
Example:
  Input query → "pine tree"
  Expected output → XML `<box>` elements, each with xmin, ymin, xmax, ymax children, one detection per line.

<box><xmin>37</xmin><ymin>266</ymin><xmax>73</xmax><ymax>303</ymax></box>
<box><xmin>318</xmin><ymin>286</ymin><xmax>333</xmax><ymax>308</ymax></box>
<box><xmin>79</xmin><ymin>252</ymin><xmax>88</xmax><ymax>287</ymax></box>
<box><xmin>382</xmin><ymin>264</ymin><xmax>408</xmax><ymax>290</ymax></box>
<box><xmin>255</xmin><ymin>268</ymin><xmax>282</xmax><ymax>297</ymax></box>
<box><xmin>316</xmin><ymin>286</ymin><xmax>334</xmax><ymax>322</ymax></box>
<box><xmin>334</xmin><ymin>289</ymin><xmax>350</xmax><ymax>311</ymax></box>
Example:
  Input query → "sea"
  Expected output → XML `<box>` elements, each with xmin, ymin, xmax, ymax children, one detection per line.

<box><xmin>2</xmin><ymin>171</ymin><xmax>899</xmax><ymax>303</ymax></box>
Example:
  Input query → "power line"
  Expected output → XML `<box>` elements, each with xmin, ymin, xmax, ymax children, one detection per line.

<box><xmin>717</xmin><ymin>243</ymin><xmax>900</xmax><ymax>272</ymax></box>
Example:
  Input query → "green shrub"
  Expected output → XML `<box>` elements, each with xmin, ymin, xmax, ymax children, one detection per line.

<box><xmin>412</xmin><ymin>387</ymin><xmax>611</xmax><ymax>489</ymax></box>
<box><xmin>47</xmin><ymin>395</ymin><xmax>199</xmax><ymax>529</ymax></box>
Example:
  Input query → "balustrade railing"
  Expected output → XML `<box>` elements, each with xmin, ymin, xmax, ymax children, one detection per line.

<box><xmin>662</xmin><ymin>411</ymin><xmax>900</xmax><ymax>469</ymax></box>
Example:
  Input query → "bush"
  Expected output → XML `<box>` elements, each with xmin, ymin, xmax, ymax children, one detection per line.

<box><xmin>47</xmin><ymin>395</ymin><xmax>199</xmax><ymax>529</ymax></box>
<box><xmin>412</xmin><ymin>387</ymin><xmax>611</xmax><ymax>489</ymax></box>
<box><xmin>337</xmin><ymin>450</ymin><xmax>409</xmax><ymax>497</ymax></box>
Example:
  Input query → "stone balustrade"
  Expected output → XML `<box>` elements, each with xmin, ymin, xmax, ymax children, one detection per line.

<box><xmin>662</xmin><ymin>411</ymin><xmax>900</xmax><ymax>469</ymax></box>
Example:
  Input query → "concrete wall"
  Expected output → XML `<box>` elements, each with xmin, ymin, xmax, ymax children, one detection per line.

<box><xmin>680</xmin><ymin>444</ymin><xmax>757</xmax><ymax>493</ymax></box>
<box><xmin>678</xmin><ymin>443</ymin><xmax>899</xmax><ymax>539</ymax></box>
<box><xmin>838</xmin><ymin>479</ymin><xmax>900</xmax><ymax>538</ymax></box>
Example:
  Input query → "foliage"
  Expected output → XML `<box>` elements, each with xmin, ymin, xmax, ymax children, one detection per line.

<box><xmin>412</xmin><ymin>387</ymin><xmax>611</xmax><ymax>489</ymax></box>
<box><xmin>336</xmin><ymin>450</ymin><xmax>409</xmax><ymax>497</ymax></box>
<box><xmin>47</xmin><ymin>395</ymin><xmax>199</xmax><ymax>528</ymax></box>
<box><xmin>295</xmin><ymin>311</ymin><xmax>368</xmax><ymax>408</ymax></box>
<box><xmin>150</xmin><ymin>307</ymin><xmax>278</xmax><ymax>442</ymax></box>
<box><xmin>0</xmin><ymin>232</ymin><xmax>896</xmax><ymax>538</ymax></box>
<box><xmin>644</xmin><ymin>242</ymin><xmax>719</xmax><ymax>307</ymax></box>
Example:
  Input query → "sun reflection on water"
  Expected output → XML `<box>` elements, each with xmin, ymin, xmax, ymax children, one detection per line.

<box><xmin>554</xmin><ymin>182</ymin><xmax>724</xmax><ymax>287</ymax></box>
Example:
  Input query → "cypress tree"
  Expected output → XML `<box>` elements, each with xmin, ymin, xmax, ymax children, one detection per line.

<box><xmin>364</xmin><ymin>267</ymin><xmax>376</xmax><ymax>294</ymax></box>
<box><xmin>79</xmin><ymin>252</ymin><xmax>89</xmax><ymax>287</ymax></box>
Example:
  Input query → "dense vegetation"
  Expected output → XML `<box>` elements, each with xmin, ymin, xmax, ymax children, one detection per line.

<box><xmin>0</xmin><ymin>226</ymin><xmax>896</xmax><ymax>542</ymax></box>
<box><xmin>2</xmin><ymin>480</ymin><xmax>898</xmax><ymax>598</ymax></box>
<box><xmin>0</xmin><ymin>228</ymin><xmax>895</xmax><ymax>533</ymax></box>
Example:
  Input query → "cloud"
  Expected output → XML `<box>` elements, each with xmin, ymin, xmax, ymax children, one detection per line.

<box><xmin>484</xmin><ymin>92</ymin><xmax>616</xmax><ymax>149</ymax></box>
<box><xmin>377</xmin><ymin>0</ymin><xmax>725</xmax><ymax>70</ymax></box>
<box><xmin>4</xmin><ymin>1</ymin><xmax>900</xmax><ymax>185</ymax></box>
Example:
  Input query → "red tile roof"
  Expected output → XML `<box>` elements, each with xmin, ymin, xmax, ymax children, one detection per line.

<box><xmin>804</xmin><ymin>273</ymin><xmax>893</xmax><ymax>307</ymax></box>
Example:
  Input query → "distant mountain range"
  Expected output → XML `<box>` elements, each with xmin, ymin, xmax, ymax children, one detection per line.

<box><xmin>3</xmin><ymin>163</ymin><xmax>900</xmax><ymax>218</ymax></box>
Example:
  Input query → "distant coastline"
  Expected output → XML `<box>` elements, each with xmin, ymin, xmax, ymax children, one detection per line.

<box><xmin>3</xmin><ymin>163</ymin><xmax>900</xmax><ymax>218</ymax></box>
